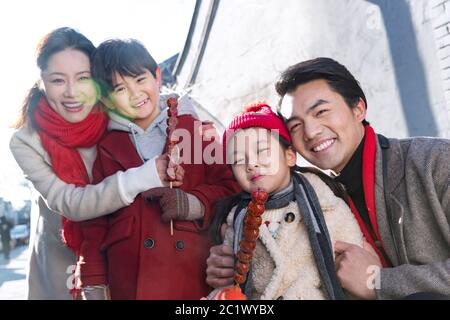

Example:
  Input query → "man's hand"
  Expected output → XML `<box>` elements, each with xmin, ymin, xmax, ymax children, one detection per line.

<box><xmin>206</xmin><ymin>244</ymin><xmax>235</xmax><ymax>288</ymax></box>
<box><xmin>334</xmin><ymin>241</ymin><xmax>382</xmax><ymax>300</ymax></box>
<box><xmin>155</xmin><ymin>154</ymin><xmax>184</xmax><ymax>187</ymax></box>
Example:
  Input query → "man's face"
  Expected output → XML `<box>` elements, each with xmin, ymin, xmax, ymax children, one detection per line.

<box><xmin>282</xmin><ymin>79</ymin><xmax>366</xmax><ymax>173</ymax></box>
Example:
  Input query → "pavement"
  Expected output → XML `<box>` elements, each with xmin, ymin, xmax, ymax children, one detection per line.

<box><xmin>0</xmin><ymin>244</ymin><xmax>28</xmax><ymax>300</ymax></box>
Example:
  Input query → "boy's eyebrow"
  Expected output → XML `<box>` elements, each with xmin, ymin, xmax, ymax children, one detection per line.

<box><xmin>286</xmin><ymin>99</ymin><xmax>329</xmax><ymax>124</ymax></box>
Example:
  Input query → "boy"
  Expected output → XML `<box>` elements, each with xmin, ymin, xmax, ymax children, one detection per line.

<box><xmin>77</xmin><ymin>39</ymin><xmax>239</xmax><ymax>299</ymax></box>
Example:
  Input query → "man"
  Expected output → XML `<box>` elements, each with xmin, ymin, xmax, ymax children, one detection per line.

<box><xmin>207</xmin><ymin>58</ymin><xmax>450</xmax><ymax>299</ymax></box>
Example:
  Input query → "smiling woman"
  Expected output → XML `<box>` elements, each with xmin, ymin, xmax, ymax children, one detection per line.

<box><xmin>1</xmin><ymin>0</ymin><xmax>196</xmax><ymax>210</ymax></box>
<box><xmin>9</xmin><ymin>27</ymin><xmax>182</xmax><ymax>300</ymax></box>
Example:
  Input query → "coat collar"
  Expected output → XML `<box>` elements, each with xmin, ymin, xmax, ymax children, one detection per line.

<box><xmin>375</xmin><ymin>136</ymin><xmax>405</xmax><ymax>192</ymax></box>
<box><xmin>99</xmin><ymin>131</ymin><xmax>143</xmax><ymax>170</ymax></box>
<box><xmin>374</xmin><ymin>135</ymin><xmax>408</xmax><ymax>265</ymax></box>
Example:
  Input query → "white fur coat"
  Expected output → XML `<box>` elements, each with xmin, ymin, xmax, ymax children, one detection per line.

<box><xmin>224</xmin><ymin>172</ymin><xmax>364</xmax><ymax>300</ymax></box>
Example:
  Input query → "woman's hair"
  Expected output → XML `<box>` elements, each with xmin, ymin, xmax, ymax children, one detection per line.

<box><xmin>92</xmin><ymin>39</ymin><xmax>158</xmax><ymax>97</ymax></box>
<box><xmin>14</xmin><ymin>27</ymin><xmax>95</xmax><ymax>129</ymax></box>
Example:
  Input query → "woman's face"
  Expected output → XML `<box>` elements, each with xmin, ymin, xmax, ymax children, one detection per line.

<box><xmin>41</xmin><ymin>48</ymin><xmax>98</xmax><ymax>123</ymax></box>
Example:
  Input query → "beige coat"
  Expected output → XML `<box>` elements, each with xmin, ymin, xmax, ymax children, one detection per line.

<box><xmin>9</xmin><ymin>123</ymin><xmax>160</xmax><ymax>299</ymax></box>
<box><xmin>224</xmin><ymin>173</ymin><xmax>363</xmax><ymax>300</ymax></box>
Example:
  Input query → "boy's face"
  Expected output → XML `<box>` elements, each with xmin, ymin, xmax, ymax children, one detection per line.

<box><xmin>229</xmin><ymin>128</ymin><xmax>296</xmax><ymax>194</ymax></box>
<box><xmin>105</xmin><ymin>68</ymin><xmax>161</xmax><ymax>129</ymax></box>
<box><xmin>282</xmin><ymin>79</ymin><xmax>366</xmax><ymax>173</ymax></box>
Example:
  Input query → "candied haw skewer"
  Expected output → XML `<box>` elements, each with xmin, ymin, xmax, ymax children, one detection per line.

<box><xmin>207</xmin><ymin>189</ymin><xmax>268</xmax><ymax>300</ymax></box>
<box><xmin>166</xmin><ymin>97</ymin><xmax>179</xmax><ymax>236</ymax></box>
<box><xmin>233</xmin><ymin>189</ymin><xmax>268</xmax><ymax>286</ymax></box>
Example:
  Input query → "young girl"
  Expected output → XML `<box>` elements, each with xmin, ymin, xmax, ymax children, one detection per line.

<box><xmin>210</xmin><ymin>102</ymin><xmax>365</xmax><ymax>300</ymax></box>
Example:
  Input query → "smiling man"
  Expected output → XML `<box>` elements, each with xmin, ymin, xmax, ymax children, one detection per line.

<box><xmin>207</xmin><ymin>58</ymin><xmax>450</xmax><ymax>300</ymax></box>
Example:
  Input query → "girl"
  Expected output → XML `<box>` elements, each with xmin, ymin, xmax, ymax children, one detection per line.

<box><xmin>210</xmin><ymin>102</ymin><xmax>365</xmax><ymax>300</ymax></box>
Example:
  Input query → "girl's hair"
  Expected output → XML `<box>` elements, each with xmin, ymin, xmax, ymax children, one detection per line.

<box><xmin>13</xmin><ymin>27</ymin><xmax>95</xmax><ymax>129</ymax></box>
<box><xmin>92</xmin><ymin>39</ymin><xmax>158</xmax><ymax>97</ymax></box>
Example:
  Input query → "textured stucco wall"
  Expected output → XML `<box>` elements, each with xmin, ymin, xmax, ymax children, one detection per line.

<box><xmin>176</xmin><ymin>0</ymin><xmax>450</xmax><ymax>138</ymax></box>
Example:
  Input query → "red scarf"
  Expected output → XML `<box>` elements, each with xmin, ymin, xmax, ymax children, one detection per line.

<box><xmin>34</xmin><ymin>97</ymin><xmax>108</xmax><ymax>256</ymax></box>
<box><xmin>346</xmin><ymin>124</ymin><xmax>390</xmax><ymax>267</ymax></box>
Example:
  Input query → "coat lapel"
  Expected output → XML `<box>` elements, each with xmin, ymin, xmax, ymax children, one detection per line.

<box><xmin>374</xmin><ymin>138</ymin><xmax>408</xmax><ymax>265</ymax></box>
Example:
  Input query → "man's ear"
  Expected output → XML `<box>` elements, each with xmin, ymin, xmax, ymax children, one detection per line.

<box><xmin>155</xmin><ymin>67</ymin><xmax>162</xmax><ymax>87</ymax></box>
<box><xmin>353</xmin><ymin>98</ymin><xmax>367</xmax><ymax>122</ymax></box>
<box><xmin>286</xmin><ymin>146</ymin><xmax>297</xmax><ymax>167</ymax></box>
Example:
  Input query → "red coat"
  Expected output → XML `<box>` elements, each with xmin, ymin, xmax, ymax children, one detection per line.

<box><xmin>77</xmin><ymin>115</ymin><xmax>240</xmax><ymax>299</ymax></box>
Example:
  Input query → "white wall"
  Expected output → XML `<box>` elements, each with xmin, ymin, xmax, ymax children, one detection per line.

<box><xmin>176</xmin><ymin>0</ymin><xmax>450</xmax><ymax>138</ymax></box>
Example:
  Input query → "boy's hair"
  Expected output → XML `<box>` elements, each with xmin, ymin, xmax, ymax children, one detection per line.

<box><xmin>92</xmin><ymin>38</ymin><xmax>158</xmax><ymax>96</ymax></box>
<box><xmin>275</xmin><ymin>57</ymin><xmax>369</xmax><ymax>125</ymax></box>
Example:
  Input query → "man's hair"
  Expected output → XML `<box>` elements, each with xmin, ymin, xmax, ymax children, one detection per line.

<box><xmin>92</xmin><ymin>39</ymin><xmax>158</xmax><ymax>96</ymax></box>
<box><xmin>275</xmin><ymin>57</ymin><xmax>368</xmax><ymax>125</ymax></box>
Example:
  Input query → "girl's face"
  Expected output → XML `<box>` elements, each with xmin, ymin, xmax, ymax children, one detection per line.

<box><xmin>41</xmin><ymin>48</ymin><xmax>98</xmax><ymax>123</ymax></box>
<box><xmin>229</xmin><ymin>127</ymin><xmax>297</xmax><ymax>194</ymax></box>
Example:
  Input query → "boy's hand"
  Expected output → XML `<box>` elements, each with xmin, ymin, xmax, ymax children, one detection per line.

<box><xmin>143</xmin><ymin>187</ymin><xmax>190</xmax><ymax>223</ymax></box>
<box><xmin>155</xmin><ymin>154</ymin><xmax>184</xmax><ymax>187</ymax></box>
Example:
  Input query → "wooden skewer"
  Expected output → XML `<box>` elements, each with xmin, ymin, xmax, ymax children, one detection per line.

<box><xmin>166</xmin><ymin>97</ymin><xmax>178</xmax><ymax>237</ymax></box>
<box><xmin>170</xmin><ymin>181</ymin><xmax>173</xmax><ymax>236</ymax></box>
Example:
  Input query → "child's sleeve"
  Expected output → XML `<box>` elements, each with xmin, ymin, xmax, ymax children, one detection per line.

<box><xmin>188</xmin><ymin>132</ymin><xmax>241</xmax><ymax>230</ymax></box>
<box><xmin>77</xmin><ymin>216</ymin><xmax>109</xmax><ymax>287</ymax></box>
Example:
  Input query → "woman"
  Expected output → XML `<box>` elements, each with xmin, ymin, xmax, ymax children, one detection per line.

<box><xmin>9</xmin><ymin>27</ymin><xmax>181</xmax><ymax>299</ymax></box>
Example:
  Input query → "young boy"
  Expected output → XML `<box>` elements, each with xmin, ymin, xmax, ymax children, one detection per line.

<box><xmin>77</xmin><ymin>39</ymin><xmax>239</xmax><ymax>299</ymax></box>
<box><xmin>209</xmin><ymin>103</ymin><xmax>366</xmax><ymax>300</ymax></box>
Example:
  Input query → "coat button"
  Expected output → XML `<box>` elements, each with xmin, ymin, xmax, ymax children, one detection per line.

<box><xmin>175</xmin><ymin>240</ymin><xmax>185</xmax><ymax>251</ymax></box>
<box><xmin>144</xmin><ymin>238</ymin><xmax>154</xmax><ymax>249</ymax></box>
<box><xmin>285</xmin><ymin>212</ymin><xmax>295</xmax><ymax>223</ymax></box>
